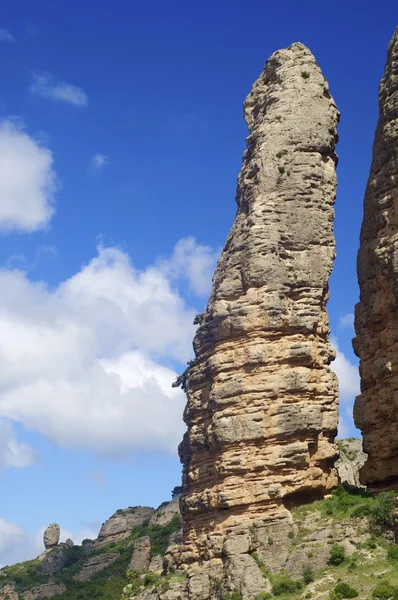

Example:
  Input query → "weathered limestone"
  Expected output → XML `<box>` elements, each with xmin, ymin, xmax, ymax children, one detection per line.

<box><xmin>353</xmin><ymin>27</ymin><xmax>398</xmax><ymax>492</ymax></box>
<box><xmin>43</xmin><ymin>524</ymin><xmax>60</xmax><ymax>550</ymax></box>
<box><xmin>97</xmin><ymin>506</ymin><xmax>155</xmax><ymax>548</ymax></box>
<box><xmin>178</xmin><ymin>41</ymin><xmax>340</xmax><ymax>562</ymax></box>
<box><xmin>335</xmin><ymin>438</ymin><xmax>366</xmax><ymax>489</ymax></box>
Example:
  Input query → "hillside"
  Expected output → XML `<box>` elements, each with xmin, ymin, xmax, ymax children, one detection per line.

<box><xmin>3</xmin><ymin>441</ymin><xmax>398</xmax><ymax>600</ymax></box>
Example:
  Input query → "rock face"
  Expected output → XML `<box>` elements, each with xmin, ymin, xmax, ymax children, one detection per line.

<box><xmin>97</xmin><ymin>506</ymin><xmax>155</xmax><ymax>547</ymax></box>
<box><xmin>73</xmin><ymin>553</ymin><xmax>119</xmax><ymax>582</ymax></box>
<box><xmin>178</xmin><ymin>41</ymin><xmax>339</xmax><ymax>562</ymax></box>
<box><xmin>149</xmin><ymin>497</ymin><xmax>180</xmax><ymax>526</ymax></box>
<box><xmin>353</xmin><ymin>27</ymin><xmax>398</xmax><ymax>492</ymax></box>
<box><xmin>43</xmin><ymin>524</ymin><xmax>60</xmax><ymax>550</ymax></box>
<box><xmin>128</xmin><ymin>536</ymin><xmax>151</xmax><ymax>572</ymax></box>
<box><xmin>335</xmin><ymin>438</ymin><xmax>367</xmax><ymax>488</ymax></box>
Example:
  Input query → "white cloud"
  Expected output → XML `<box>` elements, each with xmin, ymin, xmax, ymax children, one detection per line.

<box><xmin>159</xmin><ymin>236</ymin><xmax>220</xmax><ymax>296</ymax></box>
<box><xmin>0</xmin><ymin>519</ymin><xmax>42</xmax><ymax>567</ymax></box>
<box><xmin>330</xmin><ymin>337</ymin><xmax>360</xmax><ymax>437</ymax></box>
<box><xmin>0</xmin><ymin>29</ymin><xmax>14</xmax><ymax>43</ymax></box>
<box><xmin>331</xmin><ymin>337</ymin><xmax>360</xmax><ymax>403</ymax></box>
<box><xmin>91</xmin><ymin>154</ymin><xmax>109</xmax><ymax>172</ymax></box>
<box><xmin>0</xmin><ymin>420</ymin><xmax>35</xmax><ymax>470</ymax></box>
<box><xmin>30</xmin><ymin>73</ymin><xmax>88</xmax><ymax>107</ymax></box>
<box><xmin>339</xmin><ymin>312</ymin><xmax>354</xmax><ymax>329</ymax></box>
<box><xmin>0</xmin><ymin>120</ymin><xmax>56</xmax><ymax>232</ymax></box>
<box><xmin>0</xmin><ymin>241</ymin><xmax>206</xmax><ymax>460</ymax></box>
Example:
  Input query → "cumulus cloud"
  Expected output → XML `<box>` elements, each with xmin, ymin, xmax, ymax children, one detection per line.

<box><xmin>0</xmin><ymin>29</ymin><xmax>14</xmax><ymax>43</ymax></box>
<box><xmin>30</xmin><ymin>73</ymin><xmax>88</xmax><ymax>107</ymax></box>
<box><xmin>159</xmin><ymin>236</ymin><xmax>220</xmax><ymax>296</ymax></box>
<box><xmin>90</xmin><ymin>154</ymin><xmax>109</xmax><ymax>173</ymax></box>
<box><xmin>0</xmin><ymin>241</ymin><xmax>207</xmax><ymax>460</ymax></box>
<box><xmin>0</xmin><ymin>420</ymin><xmax>35</xmax><ymax>470</ymax></box>
<box><xmin>0</xmin><ymin>519</ymin><xmax>42</xmax><ymax>567</ymax></box>
<box><xmin>330</xmin><ymin>337</ymin><xmax>360</xmax><ymax>437</ymax></box>
<box><xmin>0</xmin><ymin>120</ymin><xmax>56</xmax><ymax>232</ymax></box>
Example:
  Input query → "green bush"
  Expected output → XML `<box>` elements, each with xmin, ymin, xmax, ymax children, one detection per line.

<box><xmin>302</xmin><ymin>565</ymin><xmax>315</xmax><ymax>584</ymax></box>
<box><xmin>272</xmin><ymin>573</ymin><xmax>303</xmax><ymax>596</ymax></box>
<box><xmin>222</xmin><ymin>593</ymin><xmax>243</xmax><ymax>600</ymax></box>
<box><xmin>372</xmin><ymin>581</ymin><xmax>398</xmax><ymax>599</ymax></box>
<box><xmin>329</xmin><ymin>544</ymin><xmax>346</xmax><ymax>566</ymax></box>
<box><xmin>370</xmin><ymin>492</ymin><xmax>396</xmax><ymax>533</ymax></box>
<box><xmin>387</xmin><ymin>544</ymin><xmax>398</xmax><ymax>561</ymax></box>
<box><xmin>330</xmin><ymin>582</ymin><xmax>359</xmax><ymax>599</ymax></box>
<box><xmin>254</xmin><ymin>594</ymin><xmax>272</xmax><ymax>600</ymax></box>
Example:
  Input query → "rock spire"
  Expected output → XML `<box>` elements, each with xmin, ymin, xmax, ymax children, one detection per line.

<box><xmin>353</xmin><ymin>27</ymin><xmax>398</xmax><ymax>491</ymax></box>
<box><xmin>178</xmin><ymin>41</ymin><xmax>340</xmax><ymax>562</ymax></box>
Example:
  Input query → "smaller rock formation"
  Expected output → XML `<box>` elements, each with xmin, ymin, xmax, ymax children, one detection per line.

<box><xmin>65</xmin><ymin>539</ymin><xmax>74</xmax><ymax>549</ymax></box>
<box><xmin>128</xmin><ymin>537</ymin><xmax>151</xmax><ymax>572</ymax></box>
<box><xmin>97</xmin><ymin>506</ymin><xmax>154</xmax><ymax>548</ymax></box>
<box><xmin>43</xmin><ymin>524</ymin><xmax>60</xmax><ymax>550</ymax></box>
<box><xmin>335</xmin><ymin>438</ymin><xmax>367</xmax><ymax>488</ymax></box>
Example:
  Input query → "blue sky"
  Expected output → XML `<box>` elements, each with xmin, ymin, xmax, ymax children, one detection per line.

<box><xmin>0</xmin><ymin>0</ymin><xmax>397</xmax><ymax>565</ymax></box>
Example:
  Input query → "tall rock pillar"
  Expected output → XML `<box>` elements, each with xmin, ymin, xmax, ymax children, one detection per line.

<box><xmin>179</xmin><ymin>42</ymin><xmax>340</xmax><ymax>560</ymax></box>
<box><xmin>353</xmin><ymin>27</ymin><xmax>398</xmax><ymax>491</ymax></box>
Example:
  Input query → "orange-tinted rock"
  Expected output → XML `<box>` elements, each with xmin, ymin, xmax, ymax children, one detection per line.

<box><xmin>178</xmin><ymin>41</ymin><xmax>340</xmax><ymax>561</ymax></box>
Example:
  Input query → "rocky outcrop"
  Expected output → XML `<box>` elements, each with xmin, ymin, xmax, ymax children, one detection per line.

<box><xmin>73</xmin><ymin>553</ymin><xmax>119</xmax><ymax>582</ymax></box>
<box><xmin>353</xmin><ymin>27</ymin><xmax>398</xmax><ymax>492</ymax></box>
<box><xmin>43</xmin><ymin>524</ymin><xmax>60</xmax><ymax>550</ymax></box>
<box><xmin>149</xmin><ymin>498</ymin><xmax>180</xmax><ymax>526</ymax></box>
<box><xmin>21</xmin><ymin>583</ymin><xmax>67</xmax><ymax>600</ymax></box>
<box><xmin>128</xmin><ymin>537</ymin><xmax>151</xmax><ymax>572</ymax></box>
<box><xmin>39</xmin><ymin>547</ymin><xmax>67</xmax><ymax>575</ymax></box>
<box><xmin>178</xmin><ymin>41</ymin><xmax>339</xmax><ymax>564</ymax></box>
<box><xmin>336</xmin><ymin>438</ymin><xmax>367</xmax><ymax>488</ymax></box>
<box><xmin>97</xmin><ymin>506</ymin><xmax>155</xmax><ymax>547</ymax></box>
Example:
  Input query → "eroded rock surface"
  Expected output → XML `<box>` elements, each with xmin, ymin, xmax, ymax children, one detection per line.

<box><xmin>128</xmin><ymin>536</ymin><xmax>151</xmax><ymax>572</ymax></box>
<box><xmin>353</xmin><ymin>27</ymin><xmax>398</xmax><ymax>492</ymax></box>
<box><xmin>73</xmin><ymin>553</ymin><xmax>119</xmax><ymax>582</ymax></box>
<box><xmin>97</xmin><ymin>506</ymin><xmax>155</xmax><ymax>547</ymax></box>
<box><xmin>43</xmin><ymin>524</ymin><xmax>60</xmax><ymax>550</ymax></box>
<box><xmin>336</xmin><ymin>438</ymin><xmax>367</xmax><ymax>488</ymax></box>
<box><xmin>178</xmin><ymin>40</ymin><xmax>339</xmax><ymax>564</ymax></box>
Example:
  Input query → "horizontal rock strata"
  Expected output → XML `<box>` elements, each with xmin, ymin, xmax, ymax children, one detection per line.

<box><xmin>178</xmin><ymin>41</ymin><xmax>340</xmax><ymax>562</ymax></box>
<box><xmin>353</xmin><ymin>27</ymin><xmax>398</xmax><ymax>491</ymax></box>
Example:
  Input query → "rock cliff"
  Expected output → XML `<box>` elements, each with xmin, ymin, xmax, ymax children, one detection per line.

<box><xmin>353</xmin><ymin>27</ymin><xmax>398</xmax><ymax>492</ymax></box>
<box><xmin>178</xmin><ymin>41</ymin><xmax>340</xmax><ymax>564</ymax></box>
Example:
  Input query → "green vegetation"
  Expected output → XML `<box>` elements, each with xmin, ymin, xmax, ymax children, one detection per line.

<box><xmin>271</xmin><ymin>573</ymin><xmax>303</xmax><ymax>596</ymax></box>
<box><xmin>172</xmin><ymin>359</ymin><xmax>198</xmax><ymax>392</ymax></box>
<box><xmin>329</xmin><ymin>544</ymin><xmax>346</xmax><ymax>566</ymax></box>
<box><xmin>372</xmin><ymin>581</ymin><xmax>398</xmax><ymax>599</ymax></box>
<box><xmin>278</xmin><ymin>166</ymin><xmax>285</xmax><ymax>174</ymax></box>
<box><xmin>388</xmin><ymin>545</ymin><xmax>398</xmax><ymax>561</ymax></box>
<box><xmin>276</xmin><ymin>150</ymin><xmax>288</xmax><ymax>159</ymax></box>
<box><xmin>302</xmin><ymin>565</ymin><xmax>315</xmax><ymax>584</ymax></box>
<box><xmin>301</xmin><ymin>71</ymin><xmax>310</xmax><ymax>79</ymax></box>
<box><xmin>330</xmin><ymin>582</ymin><xmax>359</xmax><ymax>599</ymax></box>
<box><xmin>222</xmin><ymin>593</ymin><xmax>243</xmax><ymax>600</ymax></box>
<box><xmin>293</xmin><ymin>484</ymin><xmax>397</xmax><ymax>536</ymax></box>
